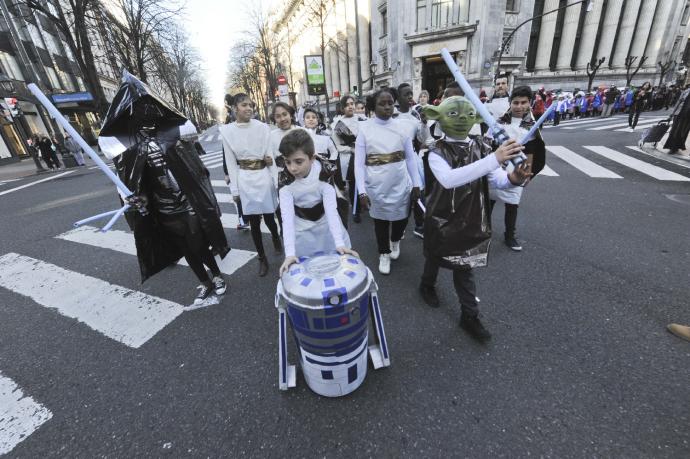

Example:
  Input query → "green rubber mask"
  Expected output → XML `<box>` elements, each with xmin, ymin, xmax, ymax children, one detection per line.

<box><xmin>422</xmin><ymin>96</ymin><xmax>482</xmax><ymax>139</ymax></box>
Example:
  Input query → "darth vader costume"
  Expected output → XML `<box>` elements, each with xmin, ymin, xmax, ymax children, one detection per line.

<box><xmin>99</xmin><ymin>71</ymin><xmax>229</xmax><ymax>305</ymax></box>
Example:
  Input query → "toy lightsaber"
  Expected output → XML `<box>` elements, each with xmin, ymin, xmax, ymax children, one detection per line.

<box><xmin>28</xmin><ymin>83</ymin><xmax>133</xmax><ymax>232</ymax></box>
<box><xmin>440</xmin><ymin>48</ymin><xmax>526</xmax><ymax>166</ymax></box>
<box><xmin>520</xmin><ymin>104</ymin><xmax>555</xmax><ymax>144</ymax></box>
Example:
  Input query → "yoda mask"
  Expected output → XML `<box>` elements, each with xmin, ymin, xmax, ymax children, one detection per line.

<box><xmin>422</xmin><ymin>96</ymin><xmax>482</xmax><ymax>139</ymax></box>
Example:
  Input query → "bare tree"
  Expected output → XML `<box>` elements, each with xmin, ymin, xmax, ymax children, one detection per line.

<box><xmin>586</xmin><ymin>56</ymin><xmax>606</xmax><ymax>92</ymax></box>
<box><xmin>625</xmin><ymin>55</ymin><xmax>649</xmax><ymax>87</ymax></box>
<box><xmin>657</xmin><ymin>55</ymin><xmax>676</xmax><ymax>86</ymax></box>
<box><xmin>20</xmin><ymin>0</ymin><xmax>110</xmax><ymax>115</ymax></box>
<box><xmin>305</xmin><ymin>0</ymin><xmax>334</xmax><ymax>118</ymax></box>
<box><xmin>249</xmin><ymin>7</ymin><xmax>281</xmax><ymax>116</ymax></box>
<box><xmin>228</xmin><ymin>40</ymin><xmax>265</xmax><ymax>118</ymax></box>
<box><xmin>107</xmin><ymin>0</ymin><xmax>181</xmax><ymax>83</ymax></box>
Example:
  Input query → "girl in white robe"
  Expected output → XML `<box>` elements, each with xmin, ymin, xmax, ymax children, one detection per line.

<box><xmin>219</xmin><ymin>93</ymin><xmax>282</xmax><ymax>277</ymax></box>
<box><xmin>355</xmin><ymin>88</ymin><xmax>422</xmax><ymax>275</ymax></box>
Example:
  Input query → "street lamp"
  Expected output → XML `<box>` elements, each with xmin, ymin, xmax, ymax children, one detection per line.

<box><xmin>495</xmin><ymin>0</ymin><xmax>594</xmax><ymax>81</ymax></box>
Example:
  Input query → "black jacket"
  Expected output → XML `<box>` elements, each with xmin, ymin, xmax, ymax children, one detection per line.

<box><xmin>115</xmin><ymin>132</ymin><xmax>230</xmax><ymax>283</ymax></box>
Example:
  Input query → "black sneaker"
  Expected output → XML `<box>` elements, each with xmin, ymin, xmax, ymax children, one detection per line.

<box><xmin>212</xmin><ymin>276</ymin><xmax>227</xmax><ymax>295</ymax></box>
<box><xmin>459</xmin><ymin>313</ymin><xmax>491</xmax><ymax>341</ymax></box>
<box><xmin>413</xmin><ymin>226</ymin><xmax>424</xmax><ymax>239</ymax></box>
<box><xmin>505</xmin><ymin>234</ymin><xmax>522</xmax><ymax>251</ymax></box>
<box><xmin>353</xmin><ymin>214</ymin><xmax>361</xmax><ymax>224</ymax></box>
<box><xmin>419</xmin><ymin>284</ymin><xmax>440</xmax><ymax>307</ymax></box>
<box><xmin>193</xmin><ymin>284</ymin><xmax>212</xmax><ymax>305</ymax></box>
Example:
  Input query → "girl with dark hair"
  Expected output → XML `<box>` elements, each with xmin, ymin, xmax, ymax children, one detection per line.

<box><xmin>269</xmin><ymin>102</ymin><xmax>304</xmax><ymax>170</ymax></box>
<box><xmin>219</xmin><ymin>93</ymin><xmax>282</xmax><ymax>277</ymax></box>
<box><xmin>331</xmin><ymin>94</ymin><xmax>367</xmax><ymax>223</ymax></box>
<box><xmin>355</xmin><ymin>88</ymin><xmax>422</xmax><ymax>275</ymax></box>
<box><xmin>303</xmin><ymin>107</ymin><xmax>339</xmax><ymax>166</ymax></box>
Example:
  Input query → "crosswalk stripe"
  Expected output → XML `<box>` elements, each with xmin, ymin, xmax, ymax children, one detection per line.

<box><xmin>56</xmin><ymin>226</ymin><xmax>258</xmax><ymax>276</ymax></box>
<box><xmin>583</xmin><ymin>146</ymin><xmax>690</xmax><ymax>181</ymax></box>
<box><xmin>613</xmin><ymin>121</ymin><xmax>662</xmax><ymax>132</ymax></box>
<box><xmin>539</xmin><ymin>164</ymin><xmax>559</xmax><ymax>176</ymax></box>
<box><xmin>625</xmin><ymin>145</ymin><xmax>690</xmax><ymax>170</ymax></box>
<box><xmin>0</xmin><ymin>372</ymin><xmax>52</xmax><ymax>455</ymax></box>
<box><xmin>562</xmin><ymin>116</ymin><xmax>666</xmax><ymax>130</ymax></box>
<box><xmin>203</xmin><ymin>159</ymin><xmax>224</xmax><ymax>168</ymax></box>
<box><xmin>206</xmin><ymin>163</ymin><xmax>224</xmax><ymax>170</ymax></box>
<box><xmin>0</xmin><ymin>252</ymin><xmax>184</xmax><ymax>348</ymax></box>
<box><xmin>547</xmin><ymin>146</ymin><xmax>623</xmax><ymax>178</ymax></box>
<box><xmin>211</xmin><ymin>180</ymin><xmax>227</xmax><ymax>187</ymax></box>
<box><xmin>220</xmin><ymin>213</ymin><xmax>270</xmax><ymax>233</ymax></box>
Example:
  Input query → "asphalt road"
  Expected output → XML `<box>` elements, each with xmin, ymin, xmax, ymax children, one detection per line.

<box><xmin>0</xmin><ymin>113</ymin><xmax>689</xmax><ymax>457</ymax></box>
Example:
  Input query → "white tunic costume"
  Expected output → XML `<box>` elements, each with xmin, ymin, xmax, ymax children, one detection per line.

<box><xmin>490</xmin><ymin>116</ymin><xmax>527</xmax><ymax>205</ymax></box>
<box><xmin>306</xmin><ymin>128</ymin><xmax>339</xmax><ymax>161</ymax></box>
<box><xmin>331</xmin><ymin>114</ymin><xmax>366</xmax><ymax>180</ymax></box>
<box><xmin>220</xmin><ymin>119</ymin><xmax>278</xmax><ymax>215</ymax></box>
<box><xmin>280</xmin><ymin>161</ymin><xmax>350</xmax><ymax>258</ymax></box>
<box><xmin>354</xmin><ymin>117</ymin><xmax>422</xmax><ymax>221</ymax></box>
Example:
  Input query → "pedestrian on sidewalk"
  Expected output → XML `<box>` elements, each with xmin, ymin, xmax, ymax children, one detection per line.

<box><xmin>663</xmin><ymin>85</ymin><xmax>690</xmax><ymax>154</ymax></box>
<box><xmin>35</xmin><ymin>134</ymin><xmax>57</xmax><ymax>170</ymax></box>
<box><xmin>602</xmin><ymin>84</ymin><xmax>619</xmax><ymax>117</ymax></box>
<box><xmin>26</xmin><ymin>137</ymin><xmax>45</xmax><ymax>172</ymax></box>
<box><xmin>64</xmin><ymin>135</ymin><xmax>86</xmax><ymax>166</ymax></box>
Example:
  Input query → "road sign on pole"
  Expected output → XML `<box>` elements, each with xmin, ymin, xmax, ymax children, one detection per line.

<box><xmin>304</xmin><ymin>55</ymin><xmax>326</xmax><ymax>96</ymax></box>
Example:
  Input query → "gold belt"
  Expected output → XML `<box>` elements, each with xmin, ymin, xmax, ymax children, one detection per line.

<box><xmin>237</xmin><ymin>159</ymin><xmax>266</xmax><ymax>170</ymax></box>
<box><xmin>365</xmin><ymin>151</ymin><xmax>405</xmax><ymax>166</ymax></box>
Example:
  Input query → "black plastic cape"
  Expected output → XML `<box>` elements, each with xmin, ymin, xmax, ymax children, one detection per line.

<box><xmin>423</xmin><ymin>139</ymin><xmax>492</xmax><ymax>270</ymax></box>
<box><xmin>101</xmin><ymin>71</ymin><xmax>229</xmax><ymax>282</ymax></box>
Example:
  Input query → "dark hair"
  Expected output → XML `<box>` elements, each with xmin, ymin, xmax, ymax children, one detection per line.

<box><xmin>366</xmin><ymin>87</ymin><xmax>398</xmax><ymax>113</ymax></box>
<box><xmin>233</xmin><ymin>93</ymin><xmax>252</xmax><ymax>107</ymax></box>
<box><xmin>303</xmin><ymin>106</ymin><xmax>324</xmax><ymax>123</ymax></box>
<box><xmin>442</xmin><ymin>86</ymin><xmax>463</xmax><ymax>98</ymax></box>
<box><xmin>224</xmin><ymin>94</ymin><xmax>234</xmax><ymax>106</ymax></box>
<box><xmin>397</xmin><ymin>82</ymin><xmax>412</xmax><ymax>93</ymax></box>
<box><xmin>340</xmin><ymin>94</ymin><xmax>355</xmax><ymax>108</ymax></box>
<box><xmin>446</xmin><ymin>81</ymin><xmax>460</xmax><ymax>89</ymax></box>
<box><xmin>510</xmin><ymin>85</ymin><xmax>533</xmax><ymax>101</ymax></box>
<box><xmin>495</xmin><ymin>73</ymin><xmax>509</xmax><ymax>82</ymax></box>
<box><xmin>355</xmin><ymin>100</ymin><xmax>365</xmax><ymax>107</ymax></box>
<box><xmin>272</xmin><ymin>102</ymin><xmax>295</xmax><ymax>124</ymax></box>
<box><xmin>279</xmin><ymin>129</ymin><xmax>314</xmax><ymax>158</ymax></box>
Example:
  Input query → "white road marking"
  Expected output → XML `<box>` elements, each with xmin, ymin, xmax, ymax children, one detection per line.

<box><xmin>0</xmin><ymin>252</ymin><xmax>184</xmax><ymax>348</ymax></box>
<box><xmin>202</xmin><ymin>159</ymin><xmax>224</xmax><ymax>168</ymax></box>
<box><xmin>0</xmin><ymin>372</ymin><xmax>52</xmax><ymax>455</ymax></box>
<box><xmin>586</xmin><ymin>117</ymin><xmax>666</xmax><ymax>131</ymax></box>
<box><xmin>613</xmin><ymin>121</ymin><xmax>664</xmax><ymax>132</ymax></box>
<box><xmin>538</xmin><ymin>164</ymin><xmax>559</xmax><ymax>176</ymax></box>
<box><xmin>201</xmin><ymin>152</ymin><xmax>223</xmax><ymax>160</ymax></box>
<box><xmin>584</xmin><ymin>146</ymin><xmax>690</xmax><ymax>181</ymax></box>
<box><xmin>0</xmin><ymin>171</ymin><xmax>75</xmax><ymax>197</ymax></box>
<box><xmin>626</xmin><ymin>146</ymin><xmax>690</xmax><ymax>170</ymax></box>
<box><xmin>211</xmin><ymin>180</ymin><xmax>227</xmax><ymax>187</ymax></box>
<box><xmin>547</xmin><ymin>146</ymin><xmax>622</xmax><ymax>178</ymax></box>
<box><xmin>220</xmin><ymin>213</ymin><xmax>270</xmax><ymax>233</ymax></box>
<box><xmin>206</xmin><ymin>163</ymin><xmax>225</xmax><ymax>170</ymax></box>
<box><xmin>56</xmin><ymin>226</ymin><xmax>258</xmax><ymax>276</ymax></box>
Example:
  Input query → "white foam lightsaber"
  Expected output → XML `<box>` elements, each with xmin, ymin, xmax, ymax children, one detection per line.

<box><xmin>28</xmin><ymin>83</ymin><xmax>132</xmax><ymax>231</ymax></box>
<box><xmin>520</xmin><ymin>103</ymin><xmax>556</xmax><ymax>144</ymax></box>
<box><xmin>440</xmin><ymin>48</ymin><xmax>527</xmax><ymax>166</ymax></box>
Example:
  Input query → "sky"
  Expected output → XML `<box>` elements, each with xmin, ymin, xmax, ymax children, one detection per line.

<box><xmin>183</xmin><ymin>0</ymin><xmax>279</xmax><ymax>114</ymax></box>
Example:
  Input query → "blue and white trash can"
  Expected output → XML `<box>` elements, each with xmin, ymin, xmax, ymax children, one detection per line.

<box><xmin>275</xmin><ymin>252</ymin><xmax>390</xmax><ymax>397</ymax></box>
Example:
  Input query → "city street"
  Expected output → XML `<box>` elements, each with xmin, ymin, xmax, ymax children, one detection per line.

<box><xmin>1</xmin><ymin>112</ymin><xmax>689</xmax><ymax>457</ymax></box>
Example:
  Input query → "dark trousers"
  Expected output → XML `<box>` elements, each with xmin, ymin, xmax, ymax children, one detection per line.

<box><xmin>347</xmin><ymin>154</ymin><xmax>359</xmax><ymax>217</ymax></box>
<box><xmin>159</xmin><ymin>212</ymin><xmax>220</xmax><ymax>284</ymax></box>
<box><xmin>236</xmin><ymin>199</ymin><xmax>245</xmax><ymax>221</ymax></box>
<box><xmin>373</xmin><ymin>217</ymin><xmax>407</xmax><ymax>254</ymax></box>
<box><xmin>628</xmin><ymin>108</ymin><xmax>642</xmax><ymax>129</ymax></box>
<box><xmin>553</xmin><ymin>112</ymin><xmax>561</xmax><ymax>126</ymax></box>
<box><xmin>247</xmin><ymin>213</ymin><xmax>280</xmax><ymax>258</ymax></box>
<box><xmin>421</xmin><ymin>257</ymin><xmax>479</xmax><ymax>317</ymax></box>
<box><xmin>489</xmin><ymin>200</ymin><xmax>518</xmax><ymax>237</ymax></box>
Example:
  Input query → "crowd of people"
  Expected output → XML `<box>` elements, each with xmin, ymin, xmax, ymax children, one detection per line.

<box><xmin>216</xmin><ymin>74</ymin><xmax>545</xmax><ymax>341</ymax></box>
<box><xmin>26</xmin><ymin>133</ymin><xmax>87</xmax><ymax>171</ymax></box>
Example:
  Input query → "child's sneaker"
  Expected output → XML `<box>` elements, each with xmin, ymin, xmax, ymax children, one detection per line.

<box><xmin>193</xmin><ymin>284</ymin><xmax>212</xmax><ymax>305</ymax></box>
<box><xmin>212</xmin><ymin>276</ymin><xmax>227</xmax><ymax>295</ymax></box>
<box><xmin>390</xmin><ymin>240</ymin><xmax>401</xmax><ymax>260</ymax></box>
<box><xmin>378</xmin><ymin>254</ymin><xmax>391</xmax><ymax>275</ymax></box>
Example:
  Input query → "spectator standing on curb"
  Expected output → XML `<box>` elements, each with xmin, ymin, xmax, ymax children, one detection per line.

<box><xmin>64</xmin><ymin>135</ymin><xmax>86</xmax><ymax>166</ymax></box>
<box><xmin>602</xmin><ymin>84</ymin><xmax>619</xmax><ymax>117</ymax></box>
<box><xmin>26</xmin><ymin>137</ymin><xmax>45</xmax><ymax>172</ymax></box>
<box><xmin>663</xmin><ymin>85</ymin><xmax>690</xmax><ymax>155</ymax></box>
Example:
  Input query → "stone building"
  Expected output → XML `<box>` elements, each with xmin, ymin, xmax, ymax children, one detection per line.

<box><xmin>369</xmin><ymin>0</ymin><xmax>690</xmax><ymax>98</ymax></box>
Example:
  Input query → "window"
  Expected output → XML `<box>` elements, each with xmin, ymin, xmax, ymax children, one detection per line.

<box><xmin>380</xmin><ymin>8</ymin><xmax>387</xmax><ymax>36</ymax></box>
<box><xmin>56</xmin><ymin>68</ymin><xmax>74</xmax><ymax>91</ymax></box>
<box><xmin>380</xmin><ymin>53</ymin><xmax>389</xmax><ymax>71</ymax></box>
<box><xmin>506</xmin><ymin>0</ymin><xmax>519</xmax><ymax>12</ymax></box>
<box><xmin>682</xmin><ymin>2</ymin><xmax>690</xmax><ymax>26</ymax></box>
<box><xmin>416</xmin><ymin>0</ymin><xmax>427</xmax><ymax>31</ymax></box>
<box><xmin>458</xmin><ymin>0</ymin><xmax>470</xmax><ymax>22</ymax></box>
<box><xmin>0</xmin><ymin>52</ymin><xmax>23</xmax><ymax>80</ymax></box>
<box><xmin>431</xmin><ymin>0</ymin><xmax>452</xmax><ymax>28</ymax></box>
<box><xmin>45</xmin><ymin>66</ymin><xmax>60</xmax><ymax>90</ymax></box>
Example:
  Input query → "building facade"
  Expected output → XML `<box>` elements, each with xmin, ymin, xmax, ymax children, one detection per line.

<box><xmin>369</xmin><ymin>0</ymin><xmax>690</xmax><ymax>99</ymax></box>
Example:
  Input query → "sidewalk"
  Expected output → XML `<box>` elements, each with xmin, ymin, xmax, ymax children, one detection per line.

<box><xmin>0</xmin><ymin>148</ymin><xmax>105</xmax><ymax>182</ymax></box>
<box><xmin>639</xmin><ymin>123</ymin><xmax>690</xmax><ymax>169</ymax></box>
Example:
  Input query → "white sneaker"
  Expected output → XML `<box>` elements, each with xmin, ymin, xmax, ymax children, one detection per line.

<box><xmin>378</xmin><ymin>254</ymin><xmax>391</xmax><ymax>275</ymax></box>
<box><xmin>390</xmin><ymin>240</ymin><xmax>401</xmax><ymax>260</ymax></box>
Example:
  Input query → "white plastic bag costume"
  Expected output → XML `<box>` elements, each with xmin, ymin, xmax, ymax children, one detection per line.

<box><xmin>490</xmin><ymin>117</ymin><xmax>526</xmax><ymax>205</ymax></box>
<box><xmin>219</xmin><ymin>119</ymin><xmax>278</xmax><ymax>215</ymax></box>
<box><xmin>354</xmin><ymin>117</ymin><xmax>422</xmax><ymax>221</ymax></box>
<box><xmin>280</xmin><ymin>160</ymin><xmax>350</xmax><ymax>257</ymax></box>
<box><xmin>306</xmin><ymin>128</ymin><xmax>339</xmax><ymax>161</ymax></box>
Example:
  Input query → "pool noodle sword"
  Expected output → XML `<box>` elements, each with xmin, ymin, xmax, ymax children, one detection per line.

<box><xmin>28</xmin><ymin>83</ymin><xmax>132</xmax><ymax>232</ymax></box>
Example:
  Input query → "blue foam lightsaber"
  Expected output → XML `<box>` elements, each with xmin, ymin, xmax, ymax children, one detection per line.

<box><xmin>520</xmin><ymin>104</ymin><xmax>556</xmax><ymax>144</ymax></box>
<box><xmin>28</xmin><ymin>83</ymin><xmax>133</xmax><ymax>232</ymax></box>
<box><xmin>440</xmin><ymin>48</ymin><xmax>527</xmax><ymax>166</ymax></box>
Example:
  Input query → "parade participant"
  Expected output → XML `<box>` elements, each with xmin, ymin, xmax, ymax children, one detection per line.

<box><xmin>99</xmin><ymin>71</ymin><xmax>229</xmax><ymax>306</ymax></box>
<box><xmin>663</xmin><ymin>85</ymin><xmax>690</xmax><ymax>155</ymax></box>
<box><xmin>303</xmin><ymin>107</ymin><xmax>339</xmax><ymax>163</ymax></box>
<box><xmin>355</xmin><ymin>100</ymin><xmax>367</xmax><ymax>116</ymax></box>
<box><xmin>416</xmin><ymin>90</ymin><xmax>430</xmax><ymax>108</ymax></box>
<box><xmin>332</xmin><ymin>95</ymin><xmax>367</xmax><ymax>223</ymax></box>
<box><xmin>628</xmin><ymin>84</ymin><xmax>650</xmax><ymax>131</ymax></box>
<box><xmin>395</xmin><ymin>83</ymin><xmax>429</xmax><ymax>238</ymax></box>
<box><xmin>221</xmin><ymin>147</ymin><xmax>249</xmax><ymax>231</ymax></box>
<box><xmin>486</xmin><ymin>74</ymin><xmax>510</xmax><ymax>119</ymax></box>
<box><xmin>220</xmin><ymin>93</ymin><xmax>282</xmax><ymax>277</ymax></box>
<box><xmin>489</xmin><ymin>85</ymin><xmax>546</xmax><ymax>252</ymax></box>
<box><xmin>270</xmin><ymin>102</ymin><xmax>303</xmax><ymax>172</ymax></box>
<box><xmin>355</xmin><ymin>87</ymin><xmax>422</xmax><ymax>274</ymax></box>
<box><xmin>277</xmin><ymin>129</ymin><xmax>356</xmax><ymax>275</ymax></box>
<box><xmin>419</xmin><ymin>96</ymin><xmax>533</xmax><ymax>341</ymax></box>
